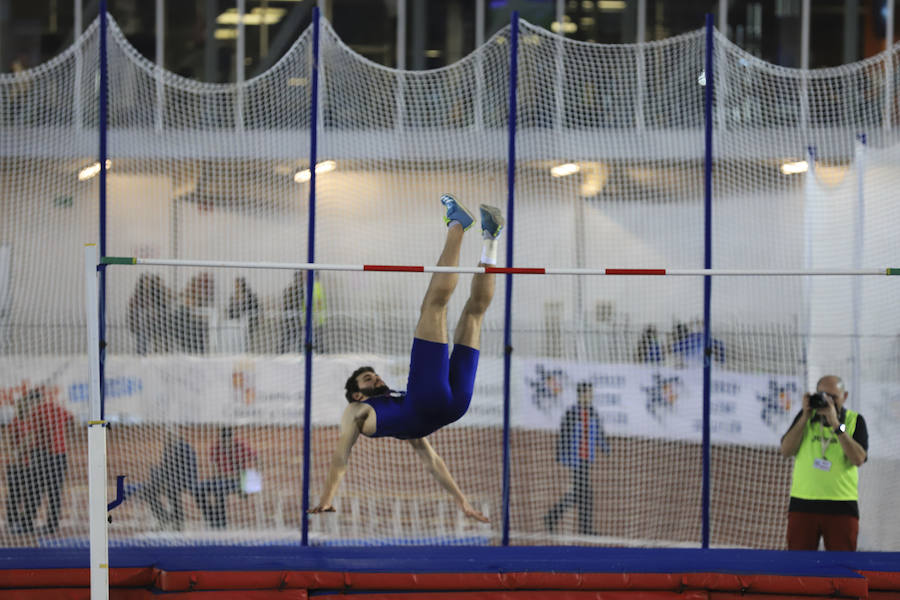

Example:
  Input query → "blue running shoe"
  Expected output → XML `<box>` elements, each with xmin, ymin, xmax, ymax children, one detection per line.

<box><xmin>441</xmin><ymin>194</ymin><xmax>475</xmax><ymax>231</ymax></box>
<box><xmin>479</xmin><ymin>204</ymin><xmax>505</xmax><ymax>239</ymax></box>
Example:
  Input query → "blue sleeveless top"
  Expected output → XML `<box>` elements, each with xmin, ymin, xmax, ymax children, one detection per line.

<box><xmin>361</xmin><ymin>338</ymin><xmax>480</xmax><ymax>440</ymax></box>
<box><xmin>364</xmin><ymin>390</ymin><xmax>459</xmax><ymax>440</ymax></box>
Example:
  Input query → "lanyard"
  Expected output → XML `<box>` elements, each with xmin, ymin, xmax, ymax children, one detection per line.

<box><xmin>817</xmin><ymin>421</ymin><xmax>836</xmax><ymax>458</ymax></box>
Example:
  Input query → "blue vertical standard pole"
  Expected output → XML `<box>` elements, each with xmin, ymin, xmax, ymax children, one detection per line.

<box><xmin>300</xmin><ymin>6</ymin><xmax>321</xmax><ymax>547</ymax></box>
<box><xmin>98</xmin><ymin>0</ymin><xmax>109</xmax><ymax>421</ymax></box>
<box><xmin>851</xmin><ymin>134</ymin><xmax>865</xmax><ymax>414</ymax></box>
<box><xmin>701</xmin><ymin>12</ymin><xmax>714</xmax><ymax>550</ymax></box>
<box><xmin>501</xmin><ymin>11</ymin><xmax>519</xmax><ymax>547</ymax></box>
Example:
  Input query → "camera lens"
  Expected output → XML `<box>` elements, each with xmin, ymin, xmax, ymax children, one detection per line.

<box><xmin>809</xmin><ymin>392</ymin><xmax>828</xmax><ymax>409</ymax></box>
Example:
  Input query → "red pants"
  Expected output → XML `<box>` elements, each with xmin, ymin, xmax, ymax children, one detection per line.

<box><xmin>787</xmin><ymin>511</ymin><xmax>858</xmax><ymax>551</ymax></box>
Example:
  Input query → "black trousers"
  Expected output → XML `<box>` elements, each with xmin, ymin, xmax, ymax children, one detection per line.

<box><xmin>545</xmin><ymin>462</ymin><xmax>594</xmax><ymax>535</ymax></box>
<box><xmin>25</xmin><ymin>450</ymin><xmax>68</xmax><ymax>533</ymax></box>
<box><xmin>195</xmin><ymin>477</ymin><xmax>240</xmax><ymax>529</ymax></box>
<box><xmin>138</xmin><ymin>467</ymin><xmax>194</xmax><ymax>530</ymax></box>
<box><xmin>6</xmin><ymin>463</ymin><xmax>32</xmax><ymax>532</ymax></box>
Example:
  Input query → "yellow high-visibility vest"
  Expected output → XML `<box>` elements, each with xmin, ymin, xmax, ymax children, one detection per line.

<box><xmin>790</xmin><ymin>409</ymin><xmax>859</xmax><ymax>501</ymax></box>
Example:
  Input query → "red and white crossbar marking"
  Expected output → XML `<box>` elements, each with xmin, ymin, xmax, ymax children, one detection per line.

<box><xmin>104</xmin><ymin>258</ymin><xmax>897</xmax><ymax>276</ymax></box>
<box><xmin>365</xmin><ymin>266</ymin><xmax>665</xmax><ymax>275</ymax></box>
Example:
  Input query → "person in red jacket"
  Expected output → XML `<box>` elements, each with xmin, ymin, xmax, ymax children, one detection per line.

<box><xmin>5</xmin><ymin>389</ymin><xmax>38</xmax><ymax>534</ymax></box>
<box><xmin>19</xmin><ymin>387</ymin><xmax>74</xmax><ymax>535</ymax></box>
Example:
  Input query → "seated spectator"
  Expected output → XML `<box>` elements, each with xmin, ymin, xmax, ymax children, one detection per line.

<box><xmin>128</xmin><ymin>273</ymin><xmax>171</xmax><ymax>354</ymax></box>
<box><xmin>670</xmin><ymin>321</ymin><xmax>725</xmax><ymax>366</ymax></box>
<box><xmin>175</xmin><ymin>272</ymin><xmax>214</xmax><ymax>353</ymax></box>
<box><xmin>227</xmin><ymin>277</ymin><xmax>261</xmax><ymax>351</ymax></box>
<box><xmin>195</xmin><ymin>427</ymin><xmax>257</xmax><ymax>529</ymax></box>
<box><xmin>634</xmin><ymin>325</ymin><xmax>663</xmax><ymax>364</ymax></box>
<box><xmin>134</xmin><ymin>428</ymin><xmax>198</xmax><ymax>531</ymax></box>
<box><xmin>280</xmin><ymin>271</ymin><xmax>305</xmax><ymax>353</ymax></box>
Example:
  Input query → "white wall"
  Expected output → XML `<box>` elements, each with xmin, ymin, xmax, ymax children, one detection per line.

<box><xmin>2</xmin><ymin>152</ymin><xmax>897</xmax><ymax>369</ymax></box>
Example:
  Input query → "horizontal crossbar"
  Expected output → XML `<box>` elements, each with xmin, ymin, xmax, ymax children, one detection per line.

<box><xmin>100</xmin><ymin>257</ymin><xmax>900</xmax><ymax>276</ymax></box>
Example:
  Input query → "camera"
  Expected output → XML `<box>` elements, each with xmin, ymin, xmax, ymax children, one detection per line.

<box><xmin>809</xmin><ymin>392</ymin><xmax>830</xmax><ymax>410</ymax></box>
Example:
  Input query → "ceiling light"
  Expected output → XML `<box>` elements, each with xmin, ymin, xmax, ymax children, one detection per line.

<box><xmin>294</xmin><ymin>160</ymin><xmax>337</xmax><ymax>183</ymax></box>
<box><xmin>780</xmin><ymin>160</ymin><xmax>808</xmax><ymax>175</ymax></box>
<box><xmin>214</xmin><ymin>28</ymin><xmax>238</xmax><ymax>40</ymax></box>
<box><xmin>598</xmin><ymin>0</ymin><xmax>626</xmax><ymax>10</ymax></box>
<box><xmin>550</xmin><ymin>163</ymin><xmax>580</xmax><ymax>178</ymax></box>
<box><xmin>216</xmin><ymin>7</ymin><xmax>286</xmax><ymax>26</ymax></box>
<box><xmin>78</xmin><ymin>159</ymin><xmax>112</xmax><ymax>181</ymax></box>
<box><xmin>551</xmin><ymin>21</ymin><xmax>578</xmax><ymax>34</ymax></box>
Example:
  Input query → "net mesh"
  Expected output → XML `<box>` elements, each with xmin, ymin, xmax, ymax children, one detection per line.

<box><xmin>0</xmin><ymin>15</ymin><xmax>898</xmax><ymax>550</ymax></box>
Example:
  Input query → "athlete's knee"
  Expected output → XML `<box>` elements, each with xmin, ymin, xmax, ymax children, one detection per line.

<box><xmin>422</xmin><ymin>286</ymin><xmax>454</xmax><ymax>311</ymax></box>
<box><xmin>463</xmin><ymin>296</ymin><xmax>491</xmax><ymax>317</ymax></box>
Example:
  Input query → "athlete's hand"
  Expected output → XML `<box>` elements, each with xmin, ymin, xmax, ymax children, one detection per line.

<box><xmin>308</xmin><ymin>504</ymin><xmax>336</xmax><ymax>514</ymax></box>
<box><xmin>460</xmin><ymin>501</ymin><xmax>489</xmax><ymax>523</ymax></box>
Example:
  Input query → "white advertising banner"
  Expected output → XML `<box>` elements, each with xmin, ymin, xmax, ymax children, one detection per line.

<box><xmin>513</xmin><ymin>360</ymin><xmax>804</xmax><ymax>447</ymax></box>
<box><xmin>0</xmin><ymin>354</ymin><xmax>894</xmax><ymax>454</ymax></box>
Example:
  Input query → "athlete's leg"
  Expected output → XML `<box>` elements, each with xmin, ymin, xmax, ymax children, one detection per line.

<box><xmin>451</xmin><ymin>266</ymin><xmax>495</xmax><ymax>350</ymax></box>
<box><xmin>414</xmin><ymin>195</ymin><xmax>473</xmax><ymax>344</ymax></box>
<box><xmin>452</xmin><ymin>204</ymin><xmax>503</xmax><ymax>350</ymax></box>
<box><xmin>442</xmin><ymin>206</ymin><xmax>504</xmax><ymax>422</ymax></box>
<box><xmin>414</xmin><ymin>224</ymin><xmax>464</xmax><ymax>344</ymax></box>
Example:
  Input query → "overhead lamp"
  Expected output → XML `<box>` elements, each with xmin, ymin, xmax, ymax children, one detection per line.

<box><xmin>780</xmin><ymin>160</ymin><xmax>808</xmax><ymax>175</ymax></box>
<box><xmin>79</xmin><ymin>159</ymin><xmax>112</xmax><ymax>181</ymax></box>
<box><xmin>598</xmin><ymin>0</ymin><xmax>626</xmax><ymax>10</ymax></box>
<box><xmin>294</xmin><ymin>160</ymin><xmax>337</xmax><ymax>183</ymax></box>
<box><xmin>214</xmin><ymin>28</ymin><xmax>238</xmax><ymax>40</ymax></box>
<box><xmin>550</xmin><ymin>163</ymin><xmax>580</xmax><ymax>178</ymax></box>
<box><xmin>551</xmin><ymin>20</ymin><xmax>578</xmax><ymax>34</ymax></box>
<box><xmin>216</xmin><ymin>7</ymin><xmax>286</xmax><ymax>26</ymax></box>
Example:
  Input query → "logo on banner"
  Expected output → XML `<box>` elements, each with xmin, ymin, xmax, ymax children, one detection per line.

<box><xmin>642</xmin><ymin>372</ymin><xmax>682</xmax><ymax>421</ymax></box>
<box><xmin>757</xmin><ymin>379</ymin><xmax>798</xmax><ymax>428</ymax></box>
<box><xmin>232</xmin><ymin>363</ymin><xmax>256</xmax><ymax>406</ymax></box>
<box><xmin>526</xmin><ymin>364</ymin><xmax>565</xmax><ymax>414</ymax></box>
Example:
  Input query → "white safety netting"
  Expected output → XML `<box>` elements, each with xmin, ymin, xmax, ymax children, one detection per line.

<box><xmin>0</xmin><ymin>15</ymin><xmax>898</xmax><ymax>550</ymax></box>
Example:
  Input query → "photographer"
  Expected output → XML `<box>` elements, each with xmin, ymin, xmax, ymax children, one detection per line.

<box><xmin>780</xmin><ymin>375</ymin><xmax>868</xmax><ymax>551</ymax></box>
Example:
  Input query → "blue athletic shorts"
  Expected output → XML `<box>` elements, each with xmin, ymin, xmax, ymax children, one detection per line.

<box><xmin>368</xmin><ymin>338</ymin><xmax>480</xmax><ymax>439</ymax></box>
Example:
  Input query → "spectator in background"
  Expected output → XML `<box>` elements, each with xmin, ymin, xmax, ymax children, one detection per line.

<box><xmin>634</xmin><ymin>325</ymin><xmax>663</xmax><ymax>364</ymax></box>
<box><xmin>128</xmin><ymin>273</ymin><xmax>171</xmax><ymax>354</ymax></box>
<box><xmin>544</xmin><ymin>381</ymin><xmax>610</xmax><ymax>536</ymax></box>
<box><xmin>280</xmin><ymin>271</ymin><xmax>305</xmax><ymax>353</ymax></box>
<box><xmin>195</xmin><ymin>426</ymin><xmax>257</xmax><ymax>529</ymax></box>
<box><xmin>135</xmin><ymin>428</ymin><xmax>198</xmax><ymax>531</ymax></box>
<box><xmin>669</xmin><ymin>321</ymin><xmax>725</xmax><ymax>367</ymax></box>
<box><xmin>311</xmin><ymin>272</ymin><xmax>328</xmax><ymax>352</ymax></box>
<box><xmin>5</xmin><ymin>389</ymin><xmax>38</xmax><ymax>534</ymax></box>
<box><xmin>176</xmin><ymin>272</ymin><xmax>214</xmax><ymax>353</ymax></box>
<box><xmin>19</xmin><ymin>387</ymin><xmax>74</xmax><ymax>535</ymax></box>
<box><xmin>227</xmin><ymin>277</ymin><xmax>261</xmax><ymax>351</ymax></box>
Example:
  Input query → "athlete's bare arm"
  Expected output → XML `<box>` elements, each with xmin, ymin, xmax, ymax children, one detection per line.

<box><xmin>309</xmin><ymin>401</ymin><xmax>374</xmax><ymax>513</ymax></box>
<box><xmin>407</xmin><ymin>437</ymin><xmax>489</xmax><ymax>522</ymax></box>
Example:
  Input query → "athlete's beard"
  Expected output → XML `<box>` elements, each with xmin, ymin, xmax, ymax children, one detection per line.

<box><xmin>360</xmin><ymin>384</ymin><xmax>390</xmax><ymax>398</ymax></box>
